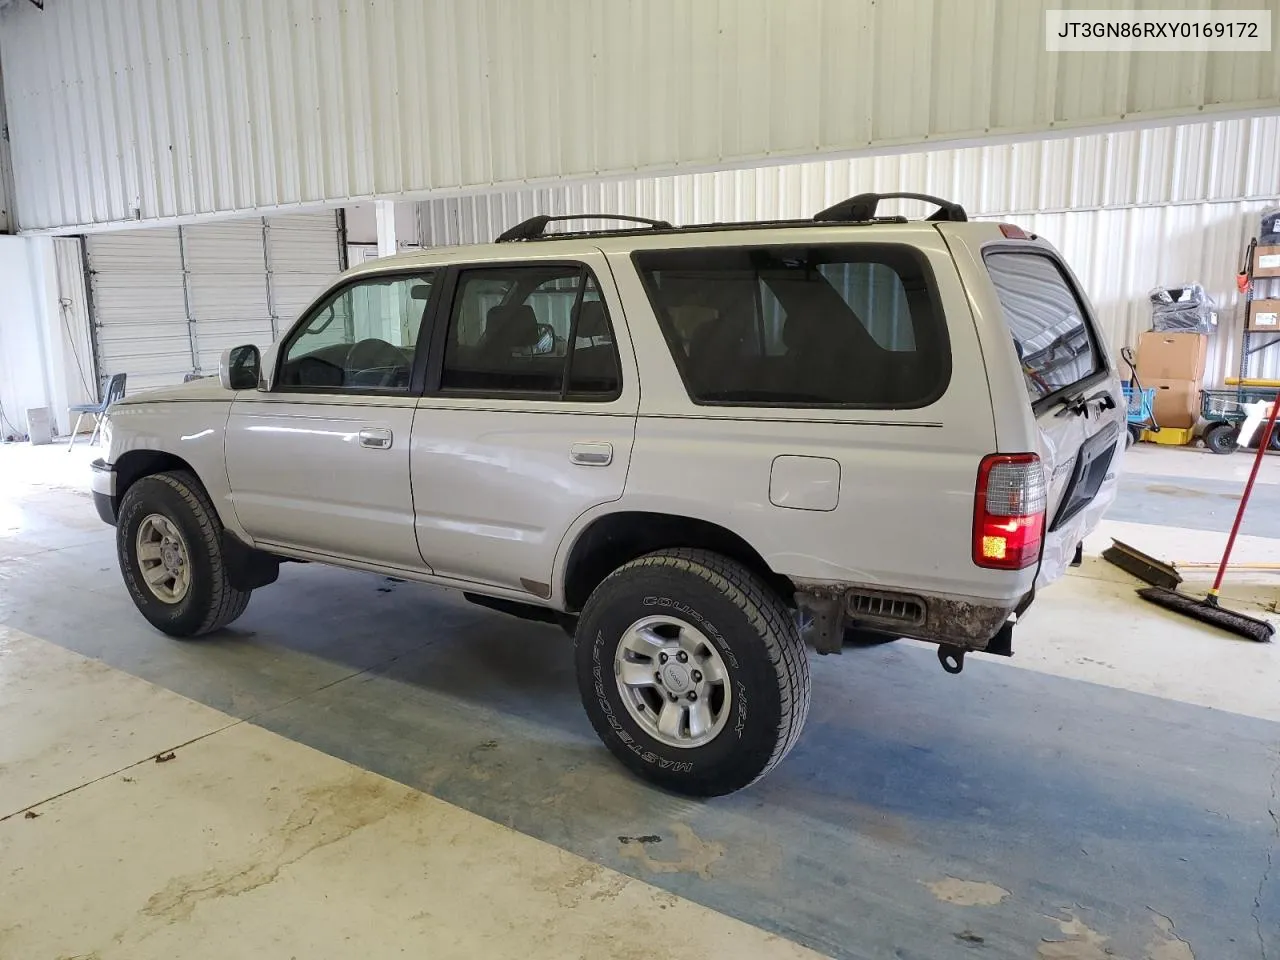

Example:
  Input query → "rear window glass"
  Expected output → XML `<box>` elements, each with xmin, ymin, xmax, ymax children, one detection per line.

<box><xmin>632</xmin><ymin>244</ymin><xmax>949</xmax><ymax>408</ymax></box>
<box><xmin>985</xmin><ymin>251</ymin><xmax>1101</xmax><ymax>403</ymax></box>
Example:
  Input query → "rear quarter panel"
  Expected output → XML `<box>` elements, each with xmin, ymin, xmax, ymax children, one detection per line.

<box><xmin>594</xmin><ymin>228</ymin><xmax>1034</xmax><ymax>606</ymax></box>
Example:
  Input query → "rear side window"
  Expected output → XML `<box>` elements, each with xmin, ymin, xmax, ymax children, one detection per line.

<box><xmin>440</xmin><ymin>264</ymin><xmax>621</xmax><ymax>399</ymax></box>
<box><xmin>632</xmin><ymin>244</ymin><xmax>949</xmax><ymax>408</ymax></box>
<box><xmin>984</xmin><ymin>252</ymin><xmax>1101</xmax><ymax>404</ymax></box>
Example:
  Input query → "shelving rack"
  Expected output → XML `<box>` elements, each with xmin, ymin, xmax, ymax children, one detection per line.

<box><xmin>1239</xmin><ymin>239</ymin><xmax>1280</xmax><ymax>381</ymax></box>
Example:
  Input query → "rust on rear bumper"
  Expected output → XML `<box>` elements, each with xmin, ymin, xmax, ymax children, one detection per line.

<box><xmin>794</xmin><ymin>578</ymin><xmax>1015</xmax><ymax>655</ymax></box>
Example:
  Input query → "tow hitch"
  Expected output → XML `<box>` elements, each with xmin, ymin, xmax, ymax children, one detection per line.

<box><xmin>937</xmin><ymin>645</ymin><xmax>965</xmax><ymax>674</ymax></box>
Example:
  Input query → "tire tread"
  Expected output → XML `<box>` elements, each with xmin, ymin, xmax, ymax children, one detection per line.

<box><xmin>582</xmin><ymin>548</ymin><xmax>811</xmax><ymax>791</ymax></box>
<box><xmin>125</xmin><ymin>471</ymin><xmax>250</xmax><ymax>635</ymax></box>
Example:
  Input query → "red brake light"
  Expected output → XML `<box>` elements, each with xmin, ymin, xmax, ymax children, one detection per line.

<box><xmin>999</xmin><ymin>223</ymin><xmax>1028</xmax><ymax>239</ymax></box>
<box><xmin>973</xmin><ymin>453</ymin><xmax>1046</xmax><ymax>570</ymax></box>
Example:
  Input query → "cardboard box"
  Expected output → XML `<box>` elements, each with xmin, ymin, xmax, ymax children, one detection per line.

<box><xmin>1136</xmin><ymin>331</ymin><xmax>1208</xmax><ymax>381</ymax></box>
<box><xmin>1147</xmin><ymin>378</ymin><xmax>1200</xmax><ymax>430</ymax></box>
<box><xmin>1253</xmin><ymin>245</ymin><xmax>1280</xmax><ymax>279</ymax></box>
<box><xmin>1247</xmin><ymin>298</ymin><xmax>1280</xmax><ymax>333</ymax></box>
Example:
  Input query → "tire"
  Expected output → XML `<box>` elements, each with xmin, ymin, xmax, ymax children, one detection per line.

<box><xmin>1203</xmin><ymin>422</ymin><xmax>1239</xmax><ymax>456</ymax></box>
<box><xmin>574</xmin><ymin>549</ymin><xmax>811</xmax><ymax>797</ymax></box>
<box><xmin>1126</xmin><ymin>424</ymin><xmax>1142</xmax><ymax>448</ymax></box>
<box><xmin>116</xmin><ymin>471</ymin><xmax>251</xmax><ymax>637</ymax></box>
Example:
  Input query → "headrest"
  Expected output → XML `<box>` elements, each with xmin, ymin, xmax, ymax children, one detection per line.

<box><xmin>483</xmin><ymin>304</ymin><xmax>540</xmax><ymax>348</ymax></box>
<box><xmin>576</xmin><ymin>301</ymin><xmax>609</xmax><ymax>340</ymax></box>
<box><xmin>782</xmin><ymin>313</ymin><xmax>827</xmax><ymax>350</ymax></box>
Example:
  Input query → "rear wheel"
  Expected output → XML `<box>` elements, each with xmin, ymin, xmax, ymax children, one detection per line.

<box><xmin>116</xmin><ymin>471</ymin><xmax>251</xmax><ymax>637</ymax></box>
<box><xmin>1204</xmin><ymin>422</ymin><xmax>1239</xmax><ymax>456</ymax></box>
<box><xmin>574</xmin><ymin>549</ymin><xmax>810</xmax><ymax>796</ymax></box>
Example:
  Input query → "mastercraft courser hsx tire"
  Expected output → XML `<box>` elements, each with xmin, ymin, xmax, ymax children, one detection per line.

<box><xmin>116</xmin><ymin>470</ymin><xmax>251</xmax><ymax>638</ymax></box>
<box><xmin>574</xmin><ymin>549</ymin><xmax>811</xmax><ymax>797</ymax></box>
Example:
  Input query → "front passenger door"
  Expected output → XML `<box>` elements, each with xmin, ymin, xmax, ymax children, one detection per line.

<box><xmin>224</xmin><ymin>270</ymin><xmax>436</xmax><ymax>571</ymax></box>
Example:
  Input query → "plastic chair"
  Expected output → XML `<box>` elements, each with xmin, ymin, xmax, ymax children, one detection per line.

<box><xmin>67</xmin><ymin>373</ymin><xmax>126</xmax><ymax>451</ymax></box>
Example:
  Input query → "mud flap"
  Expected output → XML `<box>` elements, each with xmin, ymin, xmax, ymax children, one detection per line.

<box><xmin>221</xmin><ymin>532</ymin><xmax>280</xmax><ymax>590</ymax></box>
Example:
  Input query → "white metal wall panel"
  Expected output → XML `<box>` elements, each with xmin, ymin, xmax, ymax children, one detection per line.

<box><xmin>51</xmin><ymin>237</ymin><xmax>97</xmax><ymax>413</ymax></box>
<box><xmin>87</xmin><ymin>228</ymin><xmax>192</xmax><ymax>392</ymax></box>
<box><xmin>419</xmin><ymin>115</ymin><xmax>1280</xmax><ymax>386</ymax></box>
<box><xmin>2</xmin><ymin>0</ymin><xmax>1278</xmax><ymax>233</ymax></box>
<box><xmin>266</xmin><ymin>213</ymin><xmax>343</xmax><ymax>326</ymax></box>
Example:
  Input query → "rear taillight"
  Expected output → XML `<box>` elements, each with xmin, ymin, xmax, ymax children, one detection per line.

<box><xmin>998</xmin><ymin>223</ymin><xmax>1029</xmax><ymax>239</ymax></box>
<box><xmin>973</xmin><ymin>453</ymin><xmax>1047</xmax><ymax>570</ymax></box>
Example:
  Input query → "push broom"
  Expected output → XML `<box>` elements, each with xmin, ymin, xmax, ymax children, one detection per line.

<box><xmin>1137</xmin><ymin>394</ymin><xmax>1278</xmax><ymax>642</ymax></box>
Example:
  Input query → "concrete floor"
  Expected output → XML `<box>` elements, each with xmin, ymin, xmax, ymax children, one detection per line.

<box><xmin>1</xmin><ymin>439</ymin><xmax>1278</xmax><ymax>959</ymax></box>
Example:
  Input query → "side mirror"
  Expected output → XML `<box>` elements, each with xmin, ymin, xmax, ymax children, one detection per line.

<box><xmin>219</xmin><ymin>344</ymin><xmax>261</xmax><ymax>391</ymax></box>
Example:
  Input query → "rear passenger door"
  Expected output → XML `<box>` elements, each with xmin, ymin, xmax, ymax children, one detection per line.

<box><xmin>409</xmin><ymin>253</ymin><xmax>637</xmax><ymax>595</ymax></box>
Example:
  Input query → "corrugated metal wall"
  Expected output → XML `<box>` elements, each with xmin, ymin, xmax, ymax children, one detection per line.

<box><xmin>2</xmin><ymin>0</ymin><xmax>1278</xmax><ymax>233</ymax></box>
<box><xmin>419</xmin><ymin>116</ymin><xmax>1280</xmax><ymax>385</ymax></box>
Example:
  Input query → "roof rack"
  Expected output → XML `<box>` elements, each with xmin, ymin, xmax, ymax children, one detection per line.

<box><xmin>489</xmin><ymin>194</ymin><xmax>964</xmax><ymax>243</ymax></box>
<box><xmin>813</xmin><ymin>192</ymin><xmax>967</xmax><ymax>223</ymax></box>
<box><xmin>496</xmin><ymin>214</ymin><xmax>673</xmax><ymax>243</ymax></box>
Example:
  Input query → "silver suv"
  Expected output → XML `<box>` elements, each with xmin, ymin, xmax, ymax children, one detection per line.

<box><xmin>91</xmin><ymin>193</ymin><xmax>1124</xmax><ymax>795</ymax></box>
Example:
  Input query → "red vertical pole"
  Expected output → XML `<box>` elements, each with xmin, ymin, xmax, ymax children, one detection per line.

<box><xmin>1210</xmin><ymin>397</ymin><xmax>1280</xmax><ymax>599</ymax></box>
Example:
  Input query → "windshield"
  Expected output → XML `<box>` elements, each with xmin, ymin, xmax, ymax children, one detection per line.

<box><xmin>985</xmin><ymin>250</ymin><xmax>1102</xmax><ymax>403</ymax></box>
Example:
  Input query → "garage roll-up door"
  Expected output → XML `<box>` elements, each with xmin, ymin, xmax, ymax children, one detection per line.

<box><xmin>87</xmin><ymin>228</ymin><xmax>190</xmax><ymax>393</ymax></box>
<box><xmin>184</xmin><ymin>220</ymin><xmax>275</xmax><ymax>377</ymax></box>
<box><xmin>87</xmin><ymin>212</ymin><xmax>342</xmax><ymax>393</ymax></box>
<box><xmin>267</xmin><ymin>214</ymin><xmax>345</xmax><ymax>323</ymax></box>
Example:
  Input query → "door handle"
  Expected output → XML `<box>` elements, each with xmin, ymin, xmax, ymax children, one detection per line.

<box><xmin>359</xmin><ymin>427</ymin><xmax>393</xmax><ymax>450</ymax></box>
<box><xmin>570</xmin><ymin>442</ymin><xmax>613</xmax><ymax>466</ymax></box>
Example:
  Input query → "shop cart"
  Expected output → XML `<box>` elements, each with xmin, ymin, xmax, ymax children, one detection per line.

<box><xmin>1200</xmin><ymin>386</ymin><xmax>1280</xmax><ymax>454</ymax></box>
<box><xmin>1121</xmin><ymin>383</ymin><xmax>1157</xmax><ymax>447</ymax></box>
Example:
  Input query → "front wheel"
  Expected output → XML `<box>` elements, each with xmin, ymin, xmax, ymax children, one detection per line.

<box><xmin>574</xmin><ymin>549</ymin><xmax>811</xmax><ymax>796</ymax></box>
<box><xmin>1203</xmin><ymin>422</ymin><xmax>1239</xmax><ymax>456</ymax></box>
<box><xmin>116</xmin><ymin>471</ymin><xmax>251</xmax><ymax>637</ymax></box>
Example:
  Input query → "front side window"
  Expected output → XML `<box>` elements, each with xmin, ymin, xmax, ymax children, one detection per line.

<box><xmin>441</xmin><ymin>264</ymin><xmax>621</xmax><ymax>398</ymax></box>
<box><xmin>633</xmin><ymin>244</ymin><xmax>948</xmax><ymax>407</ymax></box>
<box><xmin>279</xmin><ymin>272</ymin><xmax>434</xmax><ymax>391</ymax></box>
<box><xmin>984</xmin><ymin>252</ymin><xmax>1101</xmax><ymax>404</ymax></box>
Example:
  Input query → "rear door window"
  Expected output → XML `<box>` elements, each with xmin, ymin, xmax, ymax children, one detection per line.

<box><xmin>632</xmin><ymin>244</ymin><xmax>949</xmax><ymax>408</ymax></box>
<box><xmin>984</xmin><ymin>251</ymin><xmax>1101</xmax><ymax>404</ymax></box>
<box><xmin>439</xmin><ymin>264</ymin><xmax>621</xmax><ymax>399</ymax></box>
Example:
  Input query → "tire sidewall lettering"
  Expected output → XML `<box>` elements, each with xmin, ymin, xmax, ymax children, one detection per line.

<box><xmin>585</xmin><ymin>589</ymin><xmax>774</xmax><ymax>776</ymax></box>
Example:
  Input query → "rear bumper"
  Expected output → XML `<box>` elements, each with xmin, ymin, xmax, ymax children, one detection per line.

<box><xmin>90</xmin><ymin>459</ymin><xmax>117</xmax><ymax>525</ymax></box>
<box><xmin>795</xmin><ymin>578</ymin><xmax>1026</xmax><ymax>652</ymax></box>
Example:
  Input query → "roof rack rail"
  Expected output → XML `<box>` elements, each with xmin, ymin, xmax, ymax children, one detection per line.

<box><xmin>496</xmin><ymin>214</ymin><xmax>674</xmax><ymax>243</ymax></box>
<box><xmin>814</xmin><ymin>192</ymin><xmax>967</xmax><ymax>224</ymax></box>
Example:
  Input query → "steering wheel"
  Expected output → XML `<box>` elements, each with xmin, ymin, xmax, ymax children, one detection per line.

<box><xmin>344</xmin><ymin>338</ymin><xmax>406</xmax><ymax>388</ymax></box>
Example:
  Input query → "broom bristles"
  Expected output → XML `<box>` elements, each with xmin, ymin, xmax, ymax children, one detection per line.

<box><xmin>1137</xmin><ymin>587</ymin><xmax>1274</xmax><ymax>643</ymax></box>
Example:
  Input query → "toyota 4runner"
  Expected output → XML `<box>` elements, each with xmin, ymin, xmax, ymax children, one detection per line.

<box><xmin>91</xmin><ymin>192</ymin><xmax>1124</xmax><ymax>796</ymax></box>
